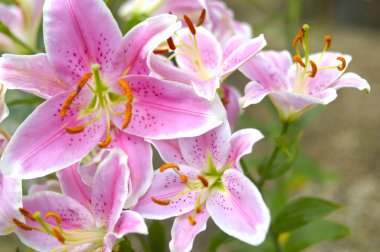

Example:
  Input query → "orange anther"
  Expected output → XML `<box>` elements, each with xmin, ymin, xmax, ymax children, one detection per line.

<box><xmin>60</xmin><ymin>91</ymin><xmax>78</xmax><ymax>118</ymax></box>
<box><xmin>65</xmin><ymin>125</ymin><xmax>85</xmax><ymax>134</ymax></box>
<box><xmin>76</xmin><ymin>72</ymin><xmax>93</xmax><ymax>91</ymax></box>
<box><xmin>195</xmin><ymin>206</ymin><xmax>202</xmax><ymax>214</ymax></box>
<box><xmin>98</xmin><ymin>135</ymin><xmax>112</xmax><ymax>148</ymax></box>
<box><xmin>221</xmin><ymin>97</ymin><xmax>229</xmax><ymax>105</ymax></box>
<box><xmin>309</xmin><ymin>60</ymin><xmax>318</xmax><ymax>77</ymax></box>
<box><xmin>118</xmin><ymin>79</ymin><xmax>133</xmax><ymax>102</ymax></box>
<box><xmin>153</xmin><ymin>49</ymin><xmax>169</xmax><ymax>55</ymax></box>
<box><xmin>151</xmin><ymin>197</ymin><xmax>171</xmax><ymax>206</ymax></box>
<box><xmin>52</xmin><ymin>227</ymin><xmax>65</xmax><ymax>244</ymax></box>
<box><xmin>292</xmin><ymin>28</ymin><xmax>305</xmax><ymax>48</ymax></box>
<box><xmin>159</xmin><ymin>163</ymin><xmax>180</xmax><ymax>172</ymax></box>
<box><xmin>13</xmin><ymin>218</ymin><xmax>33</xmax><ymax>231</ymax></box>
<box><xmin>167</xmin><ymin>37</ymin><xmax>176</xmax><ymax>50</ymax></box>
<box><xmin>197</xmin><ymin>175</ymin><xmax>209</xmax><ymax>187</ymax></box>
<box><xmin>122</xmin><ymin>103</ymin><xmax>132</xmax><ymax>129</ymax></box>
<box><xmin>184</xmin><ymin>15</ymin><xmax>196</xmax><ymax>35</ymax></box>
<box><xmin>196</xmin><ymin>9</ymin><xmax>206</xmax><ymax>27</ymax></box>
<box><xmin>188</xmin><ymin>215</ymin><xmax>196</xmax><ymax>225</ymax></box>
<box><xmin>19</xmin><ymin>208</ymin><xmax>36</xmax><ymax>221</ymax></box>
<box><xmin>293</xmin><ymin>55</ymin><xmax>306</xmax><ymax>68</ymax></box>
<box><xmin>45</xmin><ymin>212</ymin><xmax>62</xmax><ymax>226</ymax></box>
<box><xmin>337</xmin><ymin>56</ymin><xmax>346</xmax><ymax>71</ymax></box>
<box><xmin>180</xmin><ymin>174</ymin><xmax>188</xmax><ymax>183</ymax></box>
<box><xmin>324</xmin><ymin>35</ymin><xmax>332</xmax><ymax>50</ymax></box>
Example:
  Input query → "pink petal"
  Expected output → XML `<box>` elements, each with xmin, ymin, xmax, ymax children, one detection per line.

<box><xmin>0</xmin><ymin>91</ymin><xmax>105</xmax><ymax>179</ymax></box>
<box><xmin>112</xmin><ymin>75</ymin><xmax>226</xmax><ymax>139</ymax></box>
<box><xmin>43</xmin><ymin>0</ymin><xmax>124</xmax><ymax>85</ymax></box>
<box><xmin>222</xmin><ymin>84</ymin><xmax>241</xmax><ymax>130</ymax></box>
<box><xmin>0</xmin><ymin>173</ymin><xmax>23</xmax><ymax>235</ymax></box>
<box><xmin>124</xmin><ymin>14</ymin><xmax>181</xmax><ymax>75</ymax></box>
<box><xmin>227</xmin><ymin>128</ymin><xmax>264</xmax><ymax>171</ymax></box>
<box><xmin>148</xmin><ymin>139</ymin><xmax>186</xmax><ymax>165</ymax></box>
<box><xmin>261</xmin><ymin>50</ymin><xmax>293</xmax><ymax>75</ymax></box>
<box><xmin>241</xmin><ymin>81</ymin><xmax>271</xmax><ymax>108</ymax></box>
<box><xmin>133</xmin><ymin>166</ymin><xmax>200</xmax><ymax>219</ymax></box>
<box><xmin>240</xmin><ymin>52</ymin><xmax>290</xmax><ymax>92</ymax></box>
<box><xmin>113</xmin><ymin>210</ymin><xmax>148</xmax><ymax>237</ymax></box>
<box><xmin>28</xmin><ymin>180</ymin><xmax>61</xmax><ymax>195</ymax></box>
<box><xmin>57</xmin><ymin>163</ymin><xmax>92</xmax><ymax>210</ymax></box>
<box><xmin>110</xmin><ymin>130</ymin><xmax>153</xmax><ymax>209</ymax></box>
<box><xmin>0</xmin><ymin>85</ymin><xmax>8</xmax><ymax>123</ymax></box>
<box><xmin>178</xmin><ymin>121</ymin><xmax>231</xmax><ymax>169</ymax></box>
<box><xmin>92</xmin><ymin>149</ymin><xmax>130</xmax><ymax>231</ymax></box>
<box><xmin>221</xmin><ymin>34</ymin><xmax>267</xmax><ymax>78</ymax></box>
<box><xmin>207</xmin><ymin>169</ymin><xmax>270</xmax><ymax>246</ymax></box>
<box><xmin>191</xmin><ymin>75</ymin><xmax>220</xmax><ymax>101</ymax></box>
<box><xmin>175</xmin><ymin>27</ymin><xmax>223</xmax><ymax>77</ymax></box>
<box><xmin>329</xmin><ymin>72</ymin><xmax>370</xmax><ymax>92</ymax></box>
<box><xmin>169</xmin><ymin>210</ymin><xmax>210</xmax><ymax>252</ymax></box>
<box><xmin>0</xmin><ymin>54</ymin><xmax>69</xmax><ymax>98</ymax></box>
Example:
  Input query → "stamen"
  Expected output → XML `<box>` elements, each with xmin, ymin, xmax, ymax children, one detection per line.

<box><xmin>118</xmin><ymin>79</ymin><xmax>134</xmax><ymax>103</ymax></box>
<box><xmin>122</xmin><ymin>103</ymin><xmax>132</xmax><ymax>129</ymax></box>
<box><xmin>151</xmin><ymin>197</ymin><xmax>171</xmax><ymax>205</ymax></box>
<box><xmin>19</xmin><ymin>208</ymin><xmax>36</xmax><ymax>221</ymax></box>
<box><xmin>292</xmin><ymin>28</ymin><xmax>305</xmax><ymax>48</ymax></box>
<box><xmin>197</xmin><ymin>175</ymin><xmax>209</xmax><ymax>187</ymax></box>
<box><xmin>51</xmin><ymin>227</ymin><xmax>65</xmax><ymax>244</ymax></box>
<box><xmin>196</xmin><ymin>9</ymin><xmax>206</xmax><ymax>27</ymax></box>
<box><xmin>167</xmin><ymin>37</ymin><xmax>176</xmax><ymax>50</ymax></box>
<box><xmin>153</xmin><ymin>49</ymin><xmax>169</xmax><ymax>54</ymax></box>
<box><xmin>45</xmin><ymin>212</ymin><xmax>62</xmax><ymax>227</ymax></box>
<box><xmin>184</xmin><ymin>15</ymin><xmax>196</xmax><ymax>35</ymax></box>
<box><xmin>65</xmin><ymin>125</ymin><xmax>86</xmax><ymax>134</ymax></box>
<box><xmin>195</xmin><ymin>206</ymin><xmax>202</xmax><ymax>214</ymax></box>
<box><xmin>188</xmin><ymin>215</ymin><xmax>196</xmax><ymax>225</ymax></box>
<box><xmin>324</xmin><ymin>35</ymin><xmax>332</xmax><ymax>50</ymax></box>
<box><xmin>221</xmin><ymin>97</ymin><xmax>229</xmax><ymax>105</ymax></box>
<box><xmin>309</xmin><ymin>60</ymin><xmax>318</xmax><ymax>77</ymax></box>
<box><xmin>337</xmin><ymin>56</ymin><xmax>346</xmax><ymax>71</ymax></box>
<box><xmin>76</xmin><ymin>72</ymin><xmax>93</xmax><ymax>91</ymax></box>
<box><xmin>293</xmin><ymin>55</ymin><xmax>306</xmax><ymax>68</ymax></box>
<box><xmin>98</xmin><ymin>135</ymin><xmax>112</xmax><ymax>148</ymax></box>
<box><xmin>13</xmin><ymin>218</ymin><xmax>33</xmax><ymax>231</ymax></box>
<box><xmin>60</xmin><ymin>91</ymin><xmax>78</xmax><ymax>118</ymax></box>
<box><xmin>159</xmin><ymin>163</ymin><xmax>180</xmax><ymax>172</ymax></box>
<box><xmin>180</xmin><ymin>174</ymin><xmax>188</xmax><ymax>184</ymax></box>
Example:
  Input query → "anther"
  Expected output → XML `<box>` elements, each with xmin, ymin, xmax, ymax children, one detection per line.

<box><xmin>293</xmin><ymin>55</ymin><xmax>306</xmax><ymax>68</ymax></box>
<box><xmin>197</xmin><ymin>175</ymin><xmax>209</xmax><ymax>187</ymax></box>
<box><xmin>98</xmin><ymin>135</ymin><xmax>112</xmax><ymax>148</ymax></box>
<box><xmin>180</xmin><ymin>174</ymin><xmax>188</xmax><ymax>184</ymax></box>
<box><xmin>159</xmin><ymin>163</ymin><xmax>180</xmax><ymax>172</ymax></box>
<box><xmin>292</xmin><ymin>28</ymin><xmax>305</xmax><ymax>48</ymax></box>
<box><xmin>196</xmin><ymin>9</ymin><xmax>206</xmax><ymax>27</ymax></box>
<box><xmin>221</xmin><ymin>97</ymin><xmax>229</xmax><ymax>105</ymax></box>
<box><xmin>324</xmin><ymin>35</ymin><xmax>332</xmax><ymax>50</ymax></box>
<box><xmin>309</xmin><ymin>60</ymin><xmax>318</xmax><ymax>77</ymax></box>
<box><xmin>19</xmin><ymin>208</ymin><xmax>36</xmax><ymax>221</ymax></box>
<box><xmin>76</xmin><ymin>72</ymin><xmax>93</xmax><ymax>91</ymax></box>
<box><xmin>60</xmin><ymin>91</ymin><xmax>78</xmax><ymax>118</ymax></box>
<box><xmin>151</xmin><ymin>197</ymin><xmax>171</xmax><ymax>206</ymax></box>
<box><xmin>195</xmin><ymin>206</ymin><xmax>202</xmax><ymax>214</ymax></box>
<box><xmin>118</xmin><ymin>79</ymin><xmax>133</xmax><ymax>103</ymax></box>
<box><xmin>188</xmin><ymin>215</ymin><xmax>196</xmax><ymax>225</ymax></box>
<box><xmin>45</xmin><ymin>212</ymin><xmax>62</xmax><ymax>226</ymax></box>
<box><xmin>167</xmin><ymin>37</ymin><xmax>176</xmax><ymax>50</ymax></box>
<box><xmin>153</xmin><ymin>49</ymin><xmax>169</xmax><ymax>55</ymax></box>
<box><xmin>337</xmin><ymin>56</ymin><xmax>346</xmax><ymax>71</ymax></box>
<box><xmin>52</xmin><ymin>227</ymin><xmax>65</xmax><ymax>244</ymax></box>
<box><xmin>13</xmin><ymin>218</ymin><xmax>33</xmax><ymax>231</ymax></box>
<box><xmin>184</xmin><ymin>15</ymin><xmax>196</xmax><ymax>35</ymax></box>
<box><xmin>65</xmin><ymin>125</ymin><xmax>85</xmax><ymax>134</ymax></box>
<box><xmin>122</xmin><ymin>103</ymin><xmax>132</xmax><ymax>129</ymax></box>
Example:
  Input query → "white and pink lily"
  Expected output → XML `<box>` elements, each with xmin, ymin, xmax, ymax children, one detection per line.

<box><xmin>239</xmin><ymin>26</ymin><xmax>370</xmax><ymax>120</ymax></box>
<box><xmin>0</xmin><ymin>0</ymin><xmax>225</xmax><ymax>179</ymax></box>
<box><xmin>0</xmin><ymin>0</ymin><xmax>44</xmax><ymax>53</ymax></box>
<box><xmin>134</xmin><ymin>122</ymin><xmax>270</xmax><ymax>252</ymax></box>
<box><xmin>13</xmin><ymin>148</ymin><xmax>147</xmax><ymax>252</ymax></box>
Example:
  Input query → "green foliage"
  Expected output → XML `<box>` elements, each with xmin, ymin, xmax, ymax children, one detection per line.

<box><xmin>272</xmin><ymin>197</ymin><xmax>342</xmax><ymax>236</ymax></box>
<box><xmin>147</xmin><ymin>220</ymin><xmax>167</xmax><ymax>252</ymax></box>
<box><xmin>207</xmin><ymin>232</ymin><xmax>235</xmax><ymax>252</ymax></box>
<box><xmin>124</xmin><ymin>14</ymin><xmax>149</xmax><ymax>33</ymax></box>
<box><xmin>283</xmin><ymin>220</ymin><xmax>350</xmax><ymax>252</ymax></box>
<box><xmin>118</xmin><ymin>237</ymin><xmax>136</xmax><ymax>252</ymax></box>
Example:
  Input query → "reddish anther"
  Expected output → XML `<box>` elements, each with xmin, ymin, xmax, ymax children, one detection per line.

<box><xmin>184</xmin><ymin>15</ymin><xmax>196</xmax><ymax>35</ymax></box>
<box><xmin>65</xmin><ymin>125</ymin><xmax>85</xmax><ymax>134</ymax></box>
<box><xmin>324</xmin><ymin>35</ymin><xmax>332</xmax><ymax>50</ymax></box>
<box><xmin>197</xmin><ymin>175</ymin><xmax>209</xmax><ymax>187</ymax></box>
<box><xmin>98</xmin><ymin>135</ymin><xmax>112</xmax><ymax>148</ymax></box>
<box><xmin>151</xmin><ymin>197</ymin><xmax>171</xmax><ymax>205</ymax></box>
<box><xmin>13</xmin><ymin>218</ymin><xmax>33</xmax><ymax>231</ymax></box>
<box><xmin>196</xmin><ymin>9</ymin><xmax>206</xmax><ymax>27</ymax></box>
<box><xmin>52</xmin><ymin>227</ymin><xmax>65</xmax><ymax>244</ymax></box>
<box><xmin>188</xmin><ymin>215</ymin><xmax>196</xmax><ymax>225</ymax></box>
<box><xmin>293</xmin><ymin>55</ymin><xmax>306</xmax><ymax>68</ymax></box>
<box><xmin>153</xmin><ymin>49</ymin><xmax>169</xmax><ymax>54</ymax></box>
<box><xmin>60</xmin><ymin>91</ymin><xmax>78</xmax><ymax>118</ymax></box>
<box><xmin>159</xmin><ymin>163</ymin><xmax>180</xmax><ymax>172</ymax></box>
<box><xmin>167</xmin><ymin>37</ymin><xmax>176</xmax><ymax>50</ymax></box>
<box><xmin>337</xmin><ymin>56</ymin><xmax>346</xmax><ymax>71</ymax></box>
<box><xmin>309</xmin><ymin>60</ymin><xmax>318</xmax><ymax>77</ymax></box>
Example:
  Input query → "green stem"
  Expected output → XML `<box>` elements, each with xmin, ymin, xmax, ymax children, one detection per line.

<box><xmin>287</xmin><ymin>0</ymin><xmax>302</xmax><ymax>50</ymax></box>
<box><xmin>0</xmin><ymin>21</ymin><xmax>37</xmax><ymax>54</ymax></box>
<box><xmin>7</xmin><ymin>97</ymin><xmax>43</xmax><ymax>107</ymax></box>
<box><xmin>270</xmin><ymin>227</ymin><xmax>282</xmax><ymax>252</ymax></box>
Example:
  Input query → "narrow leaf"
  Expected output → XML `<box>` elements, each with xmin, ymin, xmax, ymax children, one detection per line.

<box><xmin>148</xmin><ymin>220</ymin><xmax>167</xmax><ymax>252</ymax></box>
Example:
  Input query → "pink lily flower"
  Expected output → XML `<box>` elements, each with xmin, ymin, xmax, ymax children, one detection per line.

<box><xmin>0</xmin><ymin>0</ymin><xmax>225</xmax><ymax>179</ymax></box>
<box><xmin>0</xmin><ymin>0</ymin><xmax>44</xmax><ymax>53</ymax></box>
<box><xmin>134</xmin><ymin>122</ymin><xmax>270</xmax><ymax>252</ymax></box>
<box><xmin>148</xmin><ymin>11</ymin><xmax>266</xmax><ymax>101</ymax></box>
<box><xmin>13</xmin><ymin>148</ymin><xmax>148</xmax><ymax>252</ymax></box>
<box><xmin>239</xmin><ymin>25</ymin><xmax>370</xmax><ymax>120</ymax></box>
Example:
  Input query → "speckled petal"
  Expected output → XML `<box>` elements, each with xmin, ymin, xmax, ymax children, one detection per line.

<box><xmin>148</xmin><ymin>139</ymin><xmax>186</xmax><ymax>165</ymax></box>
<box><xmin>329</xmin><ymin>72</ymin><xmax>370</xmax><ymax>92</ymax></box>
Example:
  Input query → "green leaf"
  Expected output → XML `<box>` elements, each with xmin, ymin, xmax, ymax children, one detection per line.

<box><xmin>273</xmin><ymin>197</ymin><xmax>341</xmax><ymax>235</ymax></box>
<box><xmin>148</xmin><ymin>220</ymin><xmax>167</xmax><ymax>252</ymax></box>
<box><xmin>124</xmin><ymin>14</ymin><xmax>149</xmax><ymax>33</ymax></box>
<box><xmin>118</xmin><ymin>237</ymin><xmax>136</xmax><ymax>252</ymax></box>
<box><xmin>284</xmin><ymin>220</ymin><xmax>350</xmax><ymax>252</ymax></box>
<box><xmin>207</xmin><ymin>232</ymin><xmax>235</xmax><ymax>252</ymax></box>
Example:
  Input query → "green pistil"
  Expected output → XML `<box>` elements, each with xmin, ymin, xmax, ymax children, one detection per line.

<box><xmin>91</xmin><ymin>64</ymin><xmax>108</xmax><ymax>95</ymax></box>
<box><xmin>302</xmin><ymin>24</ymin><xmax>310</xmax><ymax>68</ymax></box>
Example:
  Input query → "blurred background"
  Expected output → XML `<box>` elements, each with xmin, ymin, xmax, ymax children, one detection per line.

<box><xmin>1</xmin><ymin>0</ymin><xmax>379</xmax><ymax>251</ymax></box>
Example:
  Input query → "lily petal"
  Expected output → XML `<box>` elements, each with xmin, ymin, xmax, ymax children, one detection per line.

<box><xmin>207</xmin><ymin>169</ymin><xmax>270</xmax><ymax>246</ymax></box>
<box><xmin>0</xmin><ymin>91</ymin><xmax>105</xmax><ymax>179</ymax></box>
<box><xmin>222</xmin><ymin>84</ymin><xmax>241</xmax><ymax>130</ymax></box>
<box><xmin>329</xmin><ymin>72</ymin><xmax>370</xmax><ymax>92</ymax></box>
<box><xmin>92</xmin><ymin>148</ymin><xmax>130</xmax><ymax>231</ymax></box>
<box><xmin>240</xmin><ymin>81</ymin><xmax>271</xmax><ymax>108</ymax></box>
<box><xmin>28</xmin><ymin>180</ymin><xmax>61</xmax><ymax>195</ymax></box>
<box><xmin>113</xmin><ymin>210</ymin><xmax>148</xmax><ymax>237</ymax></box>
<box><xmin>148</xmin><ymin>139</ymin><xmax>186</xmax><ymax>165</ymax></box>
<box><xmin>261</xmin><ymin>50</ymin><xmax>293</xmax><ymax>75</ymax></box>
<box><xmin>0</xmin><ymin>85</ymin><xmax>8</xmax><ymax>123</ymax></box>
<box><xmin>169</xmin><ymin>210</ymin><xmax>210</xmax><ymax>252</ymax></box>
<box><xmin>191</xmin><ymin>75</ymin><xmax>220</xmax><ymax>101</ymax></box>
<box><xmin>0</xmin><ymin>54</ymin><xmax>68</xmax><ymax>99</ymax></box>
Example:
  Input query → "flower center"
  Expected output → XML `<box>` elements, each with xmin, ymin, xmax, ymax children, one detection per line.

<box><xmin>60</xmin><ymin>64</ymin><xmax>133</xmax><ymax>148</ymax></box>
<box><xmin>13</xmin><ymin>208</ymin><xmax>105</xmax><ymax>251</ymax></box>
<box><xmin>292</xmin><ymin>24</ymin><xmax>347</xmax><ymax>94</ymax></box>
